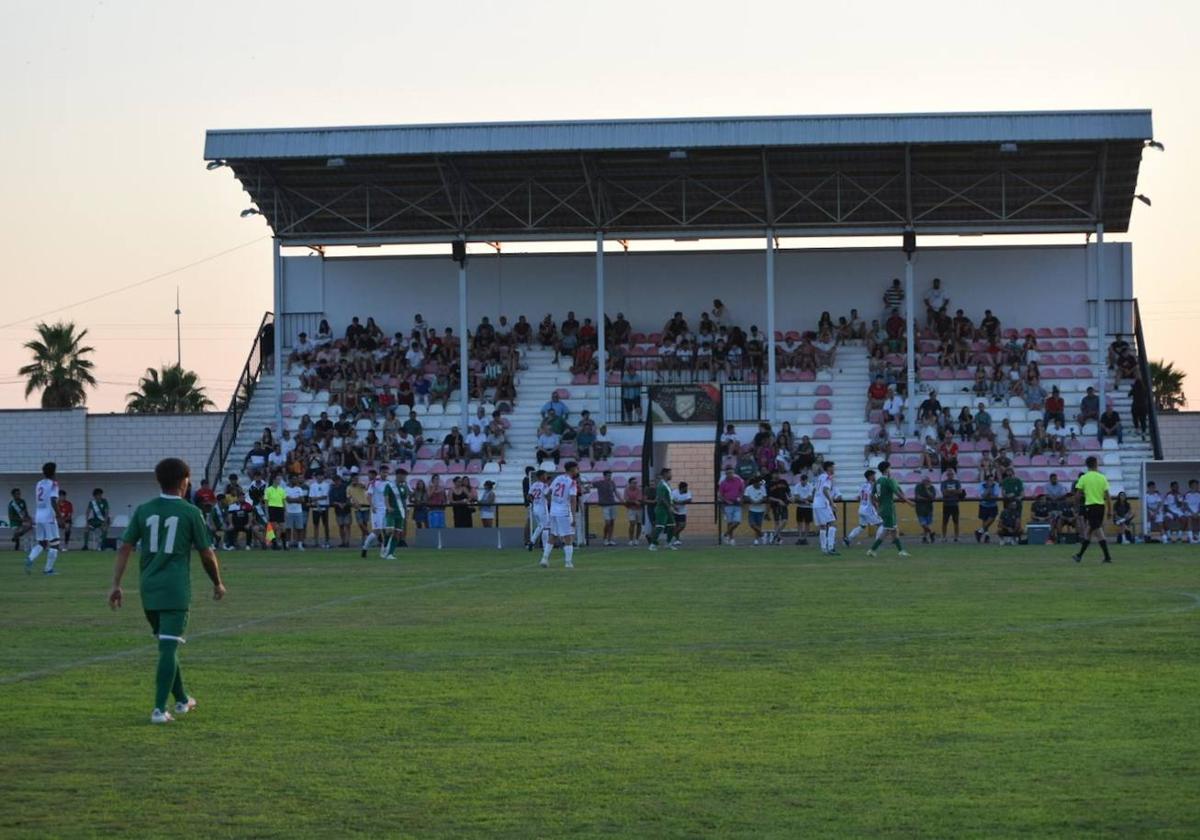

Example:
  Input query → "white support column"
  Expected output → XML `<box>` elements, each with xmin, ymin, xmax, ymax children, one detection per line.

<box><xmin>595</xmin><ymin>232</ymin><xmax>607</xmax><ymax>425</ymax></box>
<box><xmin>765</xmin><ymin>230</ymin><xmax>777</xmax><ymax>424</ymax></box>
<box><xmin>1095</xmin><ymin>225</ymin><xmax>1107</xmax><ymax>401</ymax></box>
<box><xmin>458</xmin><ymin>252</ymin><xmax>469</xmax><ymax>431</ymax></box>
<box><xmin>904</xmin><ymin>254</ymin><xmax>916</xmax><ymax>433</ymax></box>
<box><xmin>272</xmin><ymin>238</ymin><xmax>283</xmax><ymax>432</ymax></box>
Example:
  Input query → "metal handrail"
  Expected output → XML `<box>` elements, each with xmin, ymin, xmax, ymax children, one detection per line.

<box><xmin>1131</xmin><ymin>299</ymin><xmax>1163</xmax><ymax>460</ymax></box>
<box><xmin>204</xmin><ymin>311</ymin><xmax>274</xmax><ymax>486</ymax></box>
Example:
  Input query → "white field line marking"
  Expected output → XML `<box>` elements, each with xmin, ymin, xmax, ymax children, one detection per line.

<box><xmin>0</xmin><ymin>564</ymin><xmax>531</xmax><ymax>685</ymax></box>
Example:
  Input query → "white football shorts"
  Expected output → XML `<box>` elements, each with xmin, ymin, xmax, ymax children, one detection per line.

<box><xmin>813</xmin><ymin>504</ymin><xmax>836</xmax><ymax>526</ymax></box>
<box><xmin>550</xmin><ymin>514</ymin><xmax>575</xmax><ymax>538</ymax></box>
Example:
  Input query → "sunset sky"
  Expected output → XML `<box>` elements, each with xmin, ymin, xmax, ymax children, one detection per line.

<box><xmin>2</xmin><ymin>0</ymin><xmax>1197</xmax><ymax>412</ymax></box>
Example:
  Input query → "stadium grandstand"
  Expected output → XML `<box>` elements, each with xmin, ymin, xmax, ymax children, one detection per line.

<box><xmin>200</xmin><ymin>109</ymin><xmax>1163</xmax><ymax>536</ymax></box>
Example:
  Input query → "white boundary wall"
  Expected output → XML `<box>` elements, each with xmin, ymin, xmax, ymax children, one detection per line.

<box><xmin>280</xmin><ymin>243</ymin><xmax>1132</xmax><ymax>340</ymax></box>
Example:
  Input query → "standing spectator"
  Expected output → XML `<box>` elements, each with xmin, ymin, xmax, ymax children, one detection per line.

<box><xmin>1044</xmin><ymin>386</ymin><xmax>1066</xmax><ymax>426</ymax></box>
<box><xmin>450</xmin><ymin>477</ymin><xmax>475</xmax><ymax>528</ymax></box>
<box><xmin>914</xmin><ymin>475</ymin><xmax>937</xmax><ymax>543</ymax></box>
<box><xmin>84</xmin><ymin>488</ymin><xmax>112</xmax><ymax>550</ymax></box>
<box><xmin>718</xmin><ymin>466</ymin><xmax>745</xmax><ymax>545</ymax></box>
<box><xmin>791</xmin><ymin>472</ymin><xmax>815</xmax><ymax>544</ymax></box>
<box><xmin>308</xmin><ymin>471</ymin><xmax>332</xmax><ymax>549</ymax></box>
<box><xmin>924</xmin><ymin>278</ymin><xmax>948</xmax><ymax>327</ymax></box>
<box><xmin>883</xmin><ymin>278</ymin><xmax>904</xmax><ymax>318</ymax></box>
<box><xmin>623</xmin><ymin>478</ymin><xmax>644</xmax><ymax>545</ymax></box>
<box><xmin>974</xmin><ymin>402</ymin><xmax>994</xmax><ymax>444</ymax></box>
<box><xmin>285</xmin><ymin>475</ymin><xmax>308</xmax><ymax>550</ymax></box>
<box><xmin>620</xmin><ymin>368</ymin><xmax>642</xmax><ymax>423</ymax></box>
<box><xmin>941</xmin><ymin>468</ymin><xmax>964</xmax><ymax>542</ymax></box>
<box><xmin>329</xmin><ymin>474</ymin><xmax>351</xmax><ymax>548</ymax></box>
<box><xmin>348</xmin><ymin>474</ymin><xmax>370</xmax><ymax>544</ymax></box>
<box><xmin>594</xmin><ymin>471</ymin><xmax>619</xmax><ymax>546</ymax></box>
<box><xmin>1129</xmin><ymin>376</ymin><xmax>1150</xmax><ymax>439</ymax></box>
<box><xmin>542</xmin><ymin>390</ymin><xmax>569</xmax><ymax>422</ymax></box>
<box><xmin>918</xmin><ymin>390</ymin><xmax>942</xmax><ymax>427</ymax></box>
<box><xmin>743</xmin><ymin>477</ymin><xmax>769</xmax><ymax>545</ymax></box>
<box><xmin>478</xmin><ymin>481</ymin><xmax>497</xmax><ymax>528</ymax></box>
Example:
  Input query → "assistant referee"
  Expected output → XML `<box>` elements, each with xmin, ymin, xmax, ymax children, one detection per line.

<box><xmin>1072</xmin><ymin>456</ymin><xmax>1113</xmax><ymax>564</ymax></box>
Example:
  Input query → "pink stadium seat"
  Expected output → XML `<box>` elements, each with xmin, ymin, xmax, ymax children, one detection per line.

<box><xmin>918</xmin><ymin>341</ymin><xmax>936</xmax><ymax>353</ymax></box>
<box><xmin>1020</xmin><ymin>328</ymin><xmax>1035</xmax><ymax>338</ymax></box>
<box><xmin>1067</xmin><ymin>454</ymin><xmax>1086</xmax><ymax>466</ymax></box>
<box><xmin>815</xmin><ymin>384</ymin><xmax>833</xmax><ymax>396</ymax></box>
<box><xmin>1036</xmin><ymin>328</ymin><xmax>1052</xmax><ymax>338</ymax></box>
<box><xmin>1072</xmin><ymin>354</ymin><xmax>1090</xmax><ymax>365</ymax></box>
<box><xmin>779</xmin><ymin>370</ymin><xmax>798</xmax><ymax>382</ymax></box>
<box><xmin>431</xmin><ymin>463</ymin><xmax>448</xmax><ymax>474</ymax></box>
<box><xmin>955</xmin><ymin>369</ymin><xmax>974</xmax><ymax>380</ymax></box>
<box><xmin>813</xmin><ymin>413</ymin><xmax>832</xmax><ymax>424</ymax></box>
<box><xmin>774</xmin><ymin>330</ymin><xmax>784</xmax><ymax>341</ymax></box>
<box><xmin>1053</xmin><ymin>327</ymin><xmax>1069</xmax><ymax>338</ymax></box>
<box><xmin>1031</xmin><ymin>455</ymin><xmax>1050</xmax><ymax>467</ymax></box>
<box><xmin>798</xmin><ymin>371</ymin><xmax>816</xmax><ymax>382</ymax></box>
<box><xmin>903</xmin><ymin>454</ymin><xmax>921</xmax><ymax>468</ymax></box>
<box><xmin>814</xmin><ymin>398</ymin><xmax>833</xmax><ymax>410</ymax></box>
<box><xmin>903</xmin><ymin>440</ymin><xmax>923</xmax><ymax>453</ymax></box>
<box><xmin>1042</xmin><ymin>367</ymin><xmax>1060</xmax><ymax>378</ymax></box>
<box><xmin>282</xmin><ymin>392</ymin><xmax>298</xmax><ymax>403</ymax></box>
<box><xmin>920</xmin><ymin>367</ymin><xmax>937</xmax><ymax>380</ymax></box>
<box><xmin>959</xmin><ymin>453</ymin><xmax>981</xmax><ymax>467</ymax></box>
<box><xmin>1082</xmin><ymin>439</ymin><xmax>1101</xmax><ymax>451</ymax></box>
<box><xmin>465</xmin><ymin>462</ymin><xmax>482</xmax><ymax>474</ymax></box>
<box><xmin>1075</xmin><ymin>368</ymin><xmax>1092</xmax><ymax>378</ymax></box>
<box><xmin>785</xmin><ymin>330</ymin><xmax>801</xmax><ymax>341</ymax></box>
<box><xmin>647</xmin><ymin>333</ymin><xmax>662</xmax><ymax>343</ymax></box>
<box><xmin>964</xmin><ymin>485</ymin><xmax>980</xmax><ymax>500</ymax></box>
<box><xmin>282</xmin><ymin>406</ymin><xmax>294</xmax><ymax>417</ymax></box>
<box><xmin>938</xmin><ymin>369</ymin><xmax>955</xmax><ymax>380</ymax></box>
<box><xmin>1002</xmin><ymin>328</ymin><xmax>1018</xmax><ymax>340</ymax></box>
<box><xmin>571</xmin><ymin>374</ymin><xmax>587</xmax><ymax>385</ymax></box>
<box><xmin>1070</xmin><ymin>327</ymin><xmax>1088</xmax><ymax>337</ymax></box>
<box><xmin>1070</xmin><ymin>340</ymin><xmax>1089</xmax><ymax>351</ymax></box>
<box><xmin>813</xmin><ymin>428</ymin><xmax>832</xmax><ymax>439</ymax></box>
<box><xmin>630</xmin><ymin>332</ymin><xmax>645</xmax><ymax>343</ymax></box>
<box><xmin>631</xmin><ymin>445</ymin><xmax>643</xmax><ymax>456</ymax></box>
<box><xmin>614</xmin><ymin>445</ymin><xmax>631</xmax><ymax>457</ymax></box>
<box><xmin>1013</xmin><ymin>455</ymin><xmax>1031</xmax><ymax>467</ymax></box>
<box><xmin>1030</xmin><ymin>471</ymin><xmax>1049</xmax><ymax>482</ymax></box>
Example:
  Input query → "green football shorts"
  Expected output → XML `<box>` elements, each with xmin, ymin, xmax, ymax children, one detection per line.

<box><xmin>386</xmin><ymin>512</ymin><xmax>405</xmax><ymax>530</ymax></box>
<box><xmin>145</xmin><ymin>609</ymin><xmax>189</xmax><ymax>642</ymax></box>
<box><xmin>880</xmin><ymin>507</ymin><xmax>897</xmax><ymax>530</ymax></box>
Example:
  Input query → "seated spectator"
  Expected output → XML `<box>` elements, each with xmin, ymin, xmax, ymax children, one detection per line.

<box><xmin>575</xmin><ymin>412</ymin><xmax>598</xmax><ymax>466</ymax></box>
<box><xmin>997</xmin><ymin>501</ymin><xmax>1022</xmax><ymax>545</ymax></box>
<box><xmin>865</xmin><ymin>425</ymin><xmax>891</xmax><ymax>461</ymax></box>
<box><xmin>935</xmin><ymin>431</ymin><xmax>958</xmax><ymax>471</ymax></box>
<box><xmin>513</xmin><ymin>315</ymin><xmax>533</xmax><ymax>346</ymax></box>
<box><xmin>918</xmin><ymin>390</ymin><xmax>942</xmax><ymax>426</ymax></box>
<box><xmin>1048</xmin><ymin>418</ymin><xmax>1073</xmax><ymax>463</ymax></box>
<box><xmin>394</xmin><ymin>429</ymin><xmax>416</xmax><ymax>469</ymax></box>
<box><xmin>535</xmin><ymin>424</ymin><xmax>561</xmax><ymax>465</ymax></box>
<box><xmin>995</xmin><ymin>418</ymin><xmax>1022</xmax><ymax>455</ymax></box>
<box><xmin>866</xmin><ymin>376</ymin><xmax>888</xmax><ymax>418</ymax></box>
<box><xmin>921</xmin><ymin>435</ymin><xmax>940</xmax><ymax>470</ymax></box>
<box><xmin>812</xmin><ymin>329</ymin><xmax>836</xmax><ymax>368</ymax></box>
<box><xmin>746</xmin><ymin>327</ymin><xmax>766</xmax><ymax>371</ymax></box>
<box><xmin>542</xmin><ymin>391</ymin><xmax>569</xmax><ymax>421</ymax></box>
<box><xmin>1099</xmin><ymin>405</ymin><xmax>1123</xmax><ymax>444</ymax></box>
<box><xmin>593</xmin><ymin>424</ymin><xmax>613</xmax><ymax>461</ymax></box>
<box><xmin>847</xmin><ymin>308</ymin><xmax>866</xmax><ymax>340</ymax></box>
<box><xmin>1107</xmin><ymin>336</ymin><xmax>1131</xmax><ymax>370</ymax></box>
<box><xmin>1044</xmin><ymin>386</ymin><xmax>1066</xmax><ymax>426</ymax></box>
<box><xmin>485</xmin><ymin>419</ymin><xmax>508</xmax><ymax>464</ymax></box>
<box><xmin>611</xmin><ymin>312</ymin><xmax>632</xmax><ymax>345</ymax></box>
<box><xmin>537</xmin><ymin>314</ymin><xmax>558</xmax><ymax>348</ymax></box>
<box><xmin>462</xmin><ymin>424</ymin><xmax>488</xmax><ymax>467</ymax></box>
<box><xmin>1024</xmin><ymin>379</ymin><xmax>1047</xmax><ymax>411</ymax></box>
<box><xmin>951</xmin><ymin>309</ymin><xmax>973</xmax><ymax>341</ymax></box>
<box><xmin>978</xmin><ymin>309</ymin><xmax>1001</xmax><ymax>341</ymax></box>
<box><xmin>289</xmin><ymin>332</ymin><xmax>316</xmax><ymax>366</ymax></box>
<box><xmin>1028</xmin><ymin>420</ymin><xmax>1053</xmax><ymax>456</ymax></box>
<box><xmin>974</xmin><ymin>402</ymin><xmax>994</xmax><ymax>443</ymax></box>
<box><xmin>1077</xmin><ymin>386</ymin><xmax>1100</xmax><ymax>426</ymax></box>
<box><xmin>884</xmin><ymin>309</ymin><xmax>905</xmax><ymax>353</ymax></box>
<box><xmin>440</xmin><ymin>426</ymin><xmax>466</xmax><ymax>466</ymax></box>
<box><xmin>663</xmin><ymin>311</ymin><xmax>689</xmax><ymax>339</ymax></box>
<box><xmin>793</xmin><ymin>435</ymin><xmax>816</xmax><ymax>472</ymax></box>
<box><xmin>1114</xmin><ymin>351</ymin><xmax>1138</xmax><ymax>388</ymax></box>
<box><xmin>882</xmin><ymin>387</ymin><xmax>905</xmax><ymax>429</ymax></box>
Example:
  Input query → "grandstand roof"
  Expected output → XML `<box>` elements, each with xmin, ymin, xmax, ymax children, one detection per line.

<box><xmin>204</xmin><ymin>110</ymin><xmax>1153</xmax><ymax>245</ymax></box>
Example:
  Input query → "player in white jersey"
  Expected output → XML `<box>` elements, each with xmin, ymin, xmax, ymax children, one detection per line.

<box><xmin>1164</xmin><ymin>482</ymin><xmax>1187</xmax><ymax>543</ymax></box>
<box><xmin>1143</xmin><ymin>482</ymin><xmax>1164</xmax><ymax>542</ymax></box>
<box><xmin>1186</xmin><ymin>479</ymin><xmax>1200</xmax><ymax>544</ymax></box>
<box><xmin>541</xmin><ymin>461</ymin><xmax>580</xmax><ymax>569</ymax></box>
<box><xmin>526</xmin><ymin>470</ymin><xmax>551</xmax><ymax>552</ymax></box>
<box><xmin>27</xmin><ymin>461</ymin><xmax>62</xmax><ymax>575</ymax></box>
<box><xmin>812</xmin><ymin>461</ymin><xmax>840</xmax><ymax>555</ymax></box>
<box><xmin>359</xmin><ymin>467</ymin><xmax>389</xmax><ymax>558</ymax></box>
<box><xmin>844</xmin><ymin>470</ymin><xmax>882</xmax><ymax>545</ymax></box>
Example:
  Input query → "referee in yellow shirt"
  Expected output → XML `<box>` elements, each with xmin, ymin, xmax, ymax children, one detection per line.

<box><xmin>1073</xmin><ymin>456</ymin><xmax>1113</xmax><ymax>564</ymax></box>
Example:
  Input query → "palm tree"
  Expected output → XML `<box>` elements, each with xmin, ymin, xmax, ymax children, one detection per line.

<box><xmin>18</xmin><ymin>321</ymin><xmax>98</xmax><ymax>408</ymax></box>
<box><xmin>1149</xmin><ymin>360</ymin><xmax>1187</xmax><ymax>412</ymax></box>
<box><xmin>126</xmin><ymin>365</ymin><xmax>215</xmax><ymax>414</ymax></box>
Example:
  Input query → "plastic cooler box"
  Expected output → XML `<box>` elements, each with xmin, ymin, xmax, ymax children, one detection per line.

<box><xmin>1026</xmin><ymin>524</ymin><xmax>1051</xmax><ymax>545</ymax></box>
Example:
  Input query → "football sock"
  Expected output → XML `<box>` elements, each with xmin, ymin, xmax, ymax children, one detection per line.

<box><xmin>818</xmin><ymin>530</ymin><xmax>827</xmax><ymax>551</ymax></box>
<box><xmin>892</xmin><ymin>538</ymin><xmax>904</xmax><ymax>553</ymax></box>
<box><xmin>155</xmin><ymin>638</ymin><xmax>180</xmax><ymax>711</ymax></box>
<box><xmin>171</xmin><ymin>662</ymin><xmax>188</xmax><ymax>703</ymax></box>
<box><xmin>827</xmin><ymin>526</ymin><xmax>838</xmax><ymax>548</ymax></box>
<box><xmin>870</xmin><ymin>537</ymin><xmax>884</xmax><ymax>551</ymax></box>
<box><xmin>563</xmin><ymin>545</ymin><xmax>574</xmax><ymax>565</ymax></box>
<box><xmin>1099</xmin><ymin>538</ymin><xmax>1111</xmax><ymax>561</ymax></box>
<box><xmin>363</xmin><ymin>533</ymin><xmax>378</xmax><ymax>549</ymax></box>
<box><xmin>44</xmin><ymin>548</ymin><xmax>58</xmax><ymax>572</ymax></box>
<box><xmin>383</xmin><ymin>535</ymin><xmax>395</xmax><ymax>556</ymax></box>
<box><xmin>847</xmin><ymin>526</ymin><xmax>863</xmax><ymax>542</ymax></box>
<box><xmin>530</xmin><ymin>523</ymin><xmax>544</xmax><ymax>545</ymax></box>
<box><xmin>28</xmin><ymin>544</ymin><xmax>43</xmax><ymax>564</ymax></box>
<box><xmin>1078</xmin><ymin>538</ymin><xmax>1091</xmax><ymax>557</ymax></box>
<box><xmin>541</xmin><ymin>540</ymin><xmax>552</xmax><ymax>563</ymax></box>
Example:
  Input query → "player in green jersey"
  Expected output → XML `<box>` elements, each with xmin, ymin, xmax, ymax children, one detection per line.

<box><xmin>382</xmin><ymin>469</ymin><xmax>410</xmax><ymax>559</ymax></box>
<box><xmin>866</xmin><ymin>461</ymin><xmax>911</xmax><ymax>558</ymax></box>
<box><xmin>648</xmin><ymin>468</ymin><xmax>678</xmax><ymax>551</ymax></box>
<box><xmin>109</xmin><ymin>458</ymin><xmax>226</xmax><ymax>725</ymax></box>
<box><xmin>8</xmin><ymin>488</ymin><xmax>32</xmax><ymax>552</ymax></box>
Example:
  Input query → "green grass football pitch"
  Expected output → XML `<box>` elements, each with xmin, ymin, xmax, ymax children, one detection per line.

<box><xmin>1</xmin><ymin>544</ymin><xmax>1198</xmax><ymax>838</ymax></box>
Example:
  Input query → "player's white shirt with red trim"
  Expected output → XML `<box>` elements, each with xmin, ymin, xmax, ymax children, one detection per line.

<box><xmin>813</xmin><ymin>473</ymin><xmax>835</xmax><ymax>511</ymax></box>
<box><xmin>368</xmin><ymin>478</ymin><xmax>388</xmax><ymax>514</ymax></box>
<box><xmin>34</xmin><ymin>479</ymin><xmax>59</xmax><ymax>524</ymax></box>
<box><xmin>548</xmin><ymin>475</ymin><xmax>577</xmax><ymax>517</ymax></box>
<box><xmin>857</xmin><ymin>482</ymin><xmax>878</xmax><ymax>516</ymax></box>
<box><xmin>1144</xmin><ymin>491</ymin><xmax>1164</xmax><ymax>523</ymax></box>
<box><xmin>1186</xmin><ymin>491</ymin><xmax>1200</xmax><ymax>515</ymax></box>
<box><xmin>528</xmin><ymin>480</ymin><xmax>550</xmax><ymax>517</ymax></box>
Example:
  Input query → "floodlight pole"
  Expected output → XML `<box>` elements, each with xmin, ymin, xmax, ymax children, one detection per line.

<box><xmin>904</xmin><ymin>248</ymin><xmax>916</xmax><ymax>435</ymax></box>
<box><xmin>457</xmin><ymin>243</ymin><xmax>469</xmax><ymax>431</ymax></box>
<box><xmin>1095</xmin><ymin>224</ymin><xmax>1107</xmax><ymax>405</ymax></box>
<box><xmin>765</xmin><ymin>229</ymin><xmax>777</xmax><ymax>424</ymax></box>
<box><xmin>273</xmin><ymin>238</ymin><xmax>283</xmax><ymax>433</ymax></box>
<box><xmin>595</xmin><ymin>231</ymin><xmax>607</xmax><ymax>425</ymax></box>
